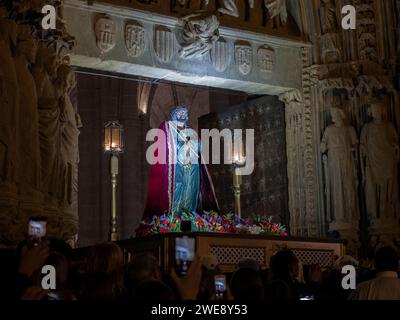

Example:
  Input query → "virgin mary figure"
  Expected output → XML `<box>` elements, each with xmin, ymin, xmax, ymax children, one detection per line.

<box><xmin>144</xmin><ymin>106</ymin><xmax>219</xmax><ymax>217</ymax></box>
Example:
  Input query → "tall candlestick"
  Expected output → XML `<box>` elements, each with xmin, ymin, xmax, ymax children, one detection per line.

<box><xmin>110</xmin><ymin>155</ymin><xmax>119</xmax><ymax>241</ymax></box>
<box><xmin>233</xmin><ymin>167</ymin><xmax>242</xmax><ymax>218</ymax></box>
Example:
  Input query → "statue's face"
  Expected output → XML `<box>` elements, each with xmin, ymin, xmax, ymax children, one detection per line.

<box><xmin>172</xmin><ymin>107</ymin><xmax>189</xmax><ymax>125</ymax></box>
<box><xmin>330</xmin><ymin>108</ymin><xmax>343</xmax><ymax>124</ymax></box>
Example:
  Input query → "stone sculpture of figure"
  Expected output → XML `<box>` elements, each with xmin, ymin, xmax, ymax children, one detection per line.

<box><xmin>32</xmin><ymin>44</ymin><xmax>61</xmax><ymax>199</ymax></box>
<box><xmin>218</xmin><ymin>0</ymin><xmax>240</xmax><ymax>18</ymax></box>
<box><xmin>0</xmin><ymin>15</ymin><xmax>19</xmax><ymax>183</ymax></box>
<box><xmin>360</xmin><ymin>100</ymin><xmax>400</xmax><ymax>223</ymax></box>
<box><xmin>319</xmin><ymin>0</ymin><xmax>341</xmax><ymax>63</ymax></box>
<box><xmin>321</xmin><ymin>108</ymin><xmax>359</xmax><ymax>224</ymax></box>
<box><xmin>264</xmin><ymin>0</ymin><xmax>288</xmax><ymax>26</ymax></box>
<box><xmin>13</xmin><ymin>25</ymin><xmax>40</xmax><ymax>190</ymax></box>
<box><xmin>56</xmin><ymin>63</ymin><xmax>81</xmax><ymax>239</ymax></box>
<box><xmin>56</xmin><ymin>64</ymin><xmax>81</xmax><ymax>207</ymax></box>
<box><xmin>320</xmin><ymin>0</ymin><xmax>338</xmax><ymax>34</ymax></box>
<box><xmin>178</xmin><ymin>13</ymin><xmax>220</xmax><ymax>59</ymax></box>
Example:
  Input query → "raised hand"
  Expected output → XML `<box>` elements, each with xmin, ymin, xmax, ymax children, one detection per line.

<box><xmin>18</xmin><ymin>241</ymin><xmax>50</xmax><ymax>277</ymax></box>
<box><xmin>171</xmin><ymin>257</ymin><xmax>203</xmax><ymax>300</ymax></box>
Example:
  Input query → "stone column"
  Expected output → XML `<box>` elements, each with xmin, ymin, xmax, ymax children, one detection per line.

<box><xmin>279</xmin><ymin>90</ymin><xmax>307</xmax><ymax>236</ymax></box>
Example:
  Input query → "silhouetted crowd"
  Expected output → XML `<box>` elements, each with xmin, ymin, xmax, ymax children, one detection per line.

<box><xmin>1</xmin><ymin>239</ymin><xmax>400</xmax><ymax>300</ymax></box>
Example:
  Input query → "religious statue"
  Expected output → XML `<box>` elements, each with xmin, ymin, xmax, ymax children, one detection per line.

<box><xmin>178</xmin><ymin>13</ymin><xmax>220</xmax><ymax>59</ymax></box>
<box><xmin>264</xmin><ymin>0</ymin><xmax>288</xmax><ymax>26</ymax></box>
<box><xmin>319</xmin><ymin>0</ymin><xmax>338</xmax><ymax>34</ymax></box>
<box><xmin>56</xmin><ymin>63</ymin><xmax>81</xmax><ymax>239</ymax></box>
<box><xmin>319</xmin><ymin>0</ymin><xmax>341</xmax><ymax>63</ymax></box>
<box><xmin>32</xmin><ymin>43</ymin><xmax>61</xmax><ymax>199</ymax></box>
<box><xmin>144</xmin><ymin>106</ymin><xmax>219</xmax><ymax>217</ymax></box>
<box><xmin>57</xmin><ymin>64</ymin><xmax>82</xmax><ymax>207</ymax></box>
<box><xmin>14</xmin><ymin>25</ymin><xmax>41</xmax><ymax>190</ymax></box>
<box><xmin>321</xmin><ymin>108</ymin><xmax>359</xmax><ymax>224</ymax></box>
<box><xmin>0</xmin><ymin>16</ymin><xmax>19</xmax><ymax>183</ymax></box>
<box><xmin>360</xmin><ymin>100</ymin><xmax>400</xmax><ymax>223</ymax></box>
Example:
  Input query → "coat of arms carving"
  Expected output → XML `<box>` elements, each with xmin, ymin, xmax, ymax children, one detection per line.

<box><xmin>210</xmin><ymin>37</ymin><xmax>228</xmax><ymax>72</ymax></box>
<box><xmin>235</xmin><ymin>42</ymin><xmax>252</xmax><ymax>76</ymax></box>
<box><xmin>125</xmin><ymin>21</ymin><xmax>146</xmax><ymax>58</ymax></box>
<box><xmin>154</xmin><ymin>26</ymin><xmax>175</xmax><ymax>63</ymax></box>
<box><xmin>94</xmin><ymin>16</ymin><xmax>116</xmax><ymax>54</ymax></box>
<box><xmin>257</xmin><ymin>45</ymin><xmax>275</xmax><ymax>74</ymax></box>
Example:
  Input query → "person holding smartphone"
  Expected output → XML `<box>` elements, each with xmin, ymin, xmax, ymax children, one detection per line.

<box><xmin>175</xmin><ymin>236</ymin><xmax>195</xmax><ymax>276</ymax></box>
<box><xmin>27</xmin><ymin>217</ymin><xmax>47</xmax><ymax>247</ymax></box>
<box><xmin>214</xmin><ymin>275</ymin><xmax>227</xmax><ymax>300</ymax></box>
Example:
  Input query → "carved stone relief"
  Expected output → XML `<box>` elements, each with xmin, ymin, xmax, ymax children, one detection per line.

<box><xmin>257</xmin><ymin>45</ymin><xmax>275</xmax><ymax>75</ymax></box>
<box><xmin>321</xmin><ymin>33</ymin><xmax>342</xmax><ymax>63</ymax></box>
<box><xmin>218</xmin><ymin>0</ymin><xmax>239</xmax><ymax>18</ymax></box>
<box><xmin>57</xmin><ymin>64</ymin><xmax>81</xmax><ymax>237</ymax></box>
<box><xmin>235</xmin><ymin>41</ymin><xmax>252</xmax><ymax>76</ymax></box>
<box><xmin>125</xmin><ymin>21</ymin><xmax>146</xmax><ymax>58</ymax></box>
<box><xmin>210</xmin><ymin>37</ymin><xmax>229</xmax><ymax>72</ymax></box>
<box><xmin>320</xmin><ymin>108</ymin><xmax>359</xmax><ymax>228</ymax></box>
<box><xmin>264</xmin><ymin>0</ymin><xmax>288</xmax><ymax>26</ymax></box>
<box><xmin>319</xmin><ymin>0</ymin><xmax>342</xmax><ymax>64</ymax></box>
<box><xmin>154</xmin><ymin>25</ymin><xmax>175</xmax><ymax>63</ymax></box>
<box><xmin>319</xmin><ymin>0</ymin><xmax>338</xmax><ymax>34</ymax></box>
<box><xmin>178</xmin><ymin>13</ymin><xmax>220</xmax><ymax>59</ymax></box>
<box><xmin>94</xmin><ymin>16</ymin><xmax>117</xmax><ymax>54</ymax></box>
<box><xmin>355</xmin><ymin>1</ymin><xmax>378</xmax><ymax>62</ymax></box>
<box><xmin>360</xmin><ymin>100</ymin><xmax>400</xmax><ymax>227</ymax></box>
<box><xmin>33</xmin><ymin>44</ymin><xmax>61</xmax><ymax>201</ymax></box>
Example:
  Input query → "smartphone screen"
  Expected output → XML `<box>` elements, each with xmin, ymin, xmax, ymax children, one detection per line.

<box><xmin>175</xmin><ymin>236</ymin><xmax>195</xmax><ymax>276</ymax></box>
<box><xmin>28</xmin><ymin>218</ymin><xmax>47</xmax><ymax>247</ymax></box>
<box><xmin>300</xmin><ymin>295</ymin><xmax>315</xmax><ymax>301</ymax></box>
<box><xmin>214</xmin><ymin>275</ymin><xmax>227</xmax><ymax>299</ymax></box>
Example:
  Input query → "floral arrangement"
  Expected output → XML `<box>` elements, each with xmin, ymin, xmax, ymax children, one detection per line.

<box><xmin>136</xmin><ymin>211</ymin><xmax>287</xmax><ymax>237</ymax></box>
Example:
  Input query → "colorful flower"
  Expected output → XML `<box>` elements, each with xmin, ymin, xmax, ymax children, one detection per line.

<box><xmin>135</xmin><ymin>211</ymin><xmax>288</xmax><ymax>237</ymax></box>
